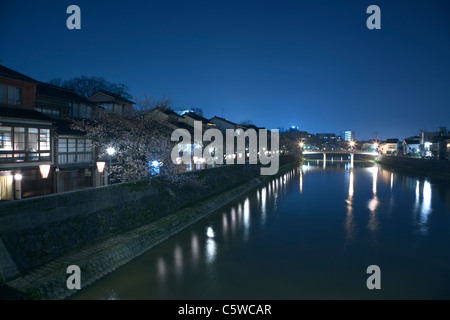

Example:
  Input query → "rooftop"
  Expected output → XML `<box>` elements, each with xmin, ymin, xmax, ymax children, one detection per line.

<box><xmin>0</xmin><ymin>105</ymin><xmax>54</xmax><ymax>123</ymax></box>
<box><xmin>36</xmin><ymin>82</ymin><xmax>94</xmax><ymax>105</ymax></box>
<box><xmin>0</xmin><ymin>64</ymin><xmax>37</xmax><ymax>83</ymax></box>
<box><xmin>91</xmin><ymin>90</ymin><xmax>135</xmax><ymax>104</ymax></box>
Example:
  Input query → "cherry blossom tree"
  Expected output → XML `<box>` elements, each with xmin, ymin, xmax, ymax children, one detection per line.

<box><xmin>71</xmin><ymin>108</ymin><xmax>187</xmax><ymax>183</ymax></box>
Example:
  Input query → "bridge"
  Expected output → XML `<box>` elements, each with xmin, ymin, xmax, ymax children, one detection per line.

<box><xmin>302</xmin><ymin>150</ymin><xmax>378</xmax><ymax>167</ymax></box>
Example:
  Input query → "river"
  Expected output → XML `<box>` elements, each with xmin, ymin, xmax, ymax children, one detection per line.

<box><xmin>73</xmin><ymin>160</ymin><xmax>450</xmax><ymax>299</ymax></box>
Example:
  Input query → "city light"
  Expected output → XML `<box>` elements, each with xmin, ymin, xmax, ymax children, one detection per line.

<box><xmin>14</xmin><ymin>174</ymin><xmax>23</xmax><ymax>181</ymax></box>
<box><xmin>106</xmin><ymin>147</ymin><xmax>116</xmax><ymax>156</ymax></box>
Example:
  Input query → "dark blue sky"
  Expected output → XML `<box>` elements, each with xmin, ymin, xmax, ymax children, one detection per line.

<box><xmin>1</xmin><ymin>0</ymin><xmax>449</xmax><ymax>140</ymax></box>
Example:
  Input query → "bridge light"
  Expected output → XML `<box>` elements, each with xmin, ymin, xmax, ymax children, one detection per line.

<box><xmin>349</xmin><ymin>141</ymin><xmax>355</xmax><ymax>148</ymax></box>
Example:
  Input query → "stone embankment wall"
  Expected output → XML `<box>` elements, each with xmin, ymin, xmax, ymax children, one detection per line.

<box><xmin>375</xmin><ymin>155</ymin><xmax>450</xmax><ymax>179</ymax></box>
<box><xmin>0</xmin><ymin>157</ymin><xmax>298</xmax><ymax>299</ymax></box>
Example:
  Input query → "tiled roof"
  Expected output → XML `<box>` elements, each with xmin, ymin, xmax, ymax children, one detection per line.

<box><xmin>183</xmin><ymin>112</ymin><xmax>214</xmax><ymax>124</ymax></box>
<box><xmin>0</xmin><ymin>65</ymin><xmax>38</xmax><ymax>83</ymax></box>
<box><xmin>36</xmin><ymin>82</ymin><xmax>94</xmax><ymax>105</ymax></box>
<box><xmin>54</xmin><ymin>120</ymin><xmax>86</xmax><ymax>136</ymax></box>
<box><xmin>385</xmin><ymin>139</ymin><xmax>399</xmax><ymax>143</ymax></box>
<box><xmin>92</xmin><ymin>90</ymin><xmax>135</xmax><ymax>104</ymax></box>
<box><xmin>0</xmin><ymin>105</ymin><xmax>54</xmax><ymax>123</ymax></box>
<box><xmin>210</xmin><ymin>116</ymin><xmax>239</xmax><ymax>127</ymax></box>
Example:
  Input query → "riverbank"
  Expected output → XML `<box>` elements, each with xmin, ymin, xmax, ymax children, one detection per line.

<box><xmin>375</xmin><ymin>155</ymin><xmax>450</xmax><ymax>180</ymax></box>
<box><xmin>2</xmin><ymin>162</ymin><xmax>299</xmax><ymax>300</ymax></box>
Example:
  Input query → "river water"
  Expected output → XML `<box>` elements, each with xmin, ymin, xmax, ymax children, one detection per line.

<box><xmin>73</xmin><ymin>160</ymin><xmax>450</xmax><ymax>300</ymax></box>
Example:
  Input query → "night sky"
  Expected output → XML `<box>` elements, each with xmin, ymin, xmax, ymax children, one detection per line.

<box><xmin>1</xmin><ymin>0</ymin><xmax>449</xmax><ymax>141</ymax></box>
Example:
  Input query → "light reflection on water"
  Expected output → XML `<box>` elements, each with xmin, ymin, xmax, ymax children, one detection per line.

<box><xmin>73</xmin><ymin>161</ymin><xmax>450</xmax><ymax>300</ymax></box>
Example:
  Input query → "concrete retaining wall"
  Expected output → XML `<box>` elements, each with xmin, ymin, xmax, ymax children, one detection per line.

<box><xmin>0</xmin><ymin>156</ymin><xmax>298</xmax><ymax>298</ymax></box>
<box><xmin>0</xmin><ymin>164</ymin><xmax>266</xmax><ymax>280</ymax></box>
<box><xmin>376</xmin><ymin>155</ymin><xmax>450</xmax><ymax>179</ymax></box>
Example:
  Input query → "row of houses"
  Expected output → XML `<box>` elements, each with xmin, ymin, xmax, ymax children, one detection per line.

<box><xmin>0</xmin><ymin>65</ymin><xmax>274</xmax><ymax>201</ymax></box>
<box><xmin>368</xmin><ymin>127</ymin><xmax>450</xmax><ymax>160</ymax></box>
<box><xmin>0</xmin><ymin>64</ymin><xmax>143</xmax><ymax>201</ymax></box>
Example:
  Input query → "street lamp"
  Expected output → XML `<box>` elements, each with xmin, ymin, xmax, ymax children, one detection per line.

<box><xmin>349</xmin><ymin>140</ymin><xmax>355</xmax><ymax>150</ymax></box>
<box><xmin>39</xmin><ymin>164</ymin><xmax>51</xmax><ymax>195</ymax></box>
<box><xmin>96</xmin><ymin>161</ymin><xmax>106</xmax><ymax>173</ymax></box>
<box><xmin>373</xmin><ymin>142</ymin><xmax>379</xmax><ymax>151</ymax></box>
<box><xmin>96</xmin><ymin>161</ymin><xmax>106</xmax><ymax>186</ymax></box>
<box><xmin>106</xmin><ymin>147</ymin><xmax>116</xmax><ymax>184</ymax></box>
<box><xmin>299</xmin><ymin>141</ymin><xmax>304</xmax><ymax>149</ymax></box>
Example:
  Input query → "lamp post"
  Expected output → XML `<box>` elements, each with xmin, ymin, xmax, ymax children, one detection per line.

<box><xmin>106</xmin><ymin>147</ymin><xmax>116</xmax><ymax>185</ymax></box>
<box><xmin>96</xmin><ymin>161</ymin><xmax>106</xmax><ymax>186</ymax></box>
<box><xmin>14</xmin><ymin>173</ymin><xmax>23</xmax><ymax>200</ymax></box>
<box><xmin>373</xmin><ymin>142</ymin><xmax>379</xmax><ymax>152</ymax></box>
<box><xmin>39</xmin><ymin>164</ymin><xmax>51</xmax><ymax>195</ymax></box>
<box><xmin>349</xmin><ymin>140</ymin><xmax>355</xmax><ymax>151</ymax></box>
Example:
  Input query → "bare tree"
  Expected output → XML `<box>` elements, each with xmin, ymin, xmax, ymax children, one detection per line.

<box><xmin>133</xmin><ymin>93</ymin><xmax>173</xmax><ymax>114</ymax></box>
<box><xmin>49</xmin><ymin>76</ymin><xmax>132</xmax><ymax>99</ymax></box>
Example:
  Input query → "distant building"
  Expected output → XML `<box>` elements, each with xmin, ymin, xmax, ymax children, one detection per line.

<box><xmin>35</xmin><ymin>82</ymin><xmax>96</xmax><ymax>120</ymax></box>
<box><xmin>88</xmin><ymin>90</ymin><xmax>134</xmax><ymax>116</ymax></box>
<box><xmin>340</xmin><ymin>130</ymin><xmax>355</xmax><ymax>142</ymax></box>
<box><xmin>380</xmin><ymin>138</ymin><xmax>399</xmax><ymax>156</ymax></box>
<box><xmin>361</xmin><ymin>139</ymin><xmax>378</xmax><ymax>152</ymax></box>
<box><xmin>316</xmin><ymin>133</ymin><xmax>336</xmax><ymax>141</ymax></box>
<box><xmin>174</xmin><ymin>107</ymin><xmax>203</xmax><ymax>117</ymax></box>
<box><xmin>402</xmin><ymin>136</ymin><xmax>421</xmax><ymax>156</ymax></box>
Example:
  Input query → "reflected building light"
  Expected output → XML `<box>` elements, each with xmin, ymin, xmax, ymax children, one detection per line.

<box><xmin>348</xmin><ymin>171</ymin><xmax>354</xmax><ymax>197</ymax></box>
<box><xmin>256</xmin><ymin>190</ymin><xmax>260</xmax><ymax>202</ymax></box>
<box><xmin>231</xmin><ymin>207</ymin><xmax>237</xmax><ymax>234</ymax></box>
<box><xmin>372</xmin><ymin>166</ymin><xmax>378</xmax><ymax>195</ymax></box>
<box><xmin>206</xmin><ymin>238</ymin><xmax>217</xmax><ymax>264</ymax></box>
<box><xmin>345</xmin><ymin>203</ymin><xmax>355</xmax><ymax>243</ymax></box>
<box><xmin>207</xmin><ymin>226</ymin><xmax>215</xmax><ymax>238</ymax></box>
<box><xmin>415</xmin><ymin>180</ymin><xmax>420</xmax><ymax>204</ymax></box>
<box><xmin>157</xmin><ymin>257</ymin><xmax>166</xmax><ymax>279</ymax></box>
<box><xmin>420</xmin><ymin>180</ymin><xmax>432</xmax><ymax>225</ymax></box>
<box><xmin>345</xmin><ymin>170</ymin><xmax>356</xmax><ymax>244</ymax></box>
<box><xmin>222</xmin><ymin>213</ymin><xmax>228</xmax><ymax>236</ymax></box>
<box><xmin>237</xmin><ymin>203</ymin><xmax>243</xmax><ymax>227</ymax></box>
<box><xmin>299</xmin><ymin>170</ymin><xmax>303</xmax><ymax>194</ymax></box>
<box><xmin>191</xmin><ymin>234</ymin><xmax>199</xmax><ymax>263</ymax></box>
<box><xmin>367</xmin><ymin>195</ymin><xmax>380</xmax><ymax>233</ymax></box>
<box><xmin>413</xmin><ymin>180</ymin><xmax>420</xmax><ymax>214</ymax></box>
<box><xmin>174</xmin><ymin>246</ymin><xmax>183</xmax><ymax>275</ymax></box>
<box><xmin>243</xmin><ymin>198</ymin><xmax>250</xmax><ymax>240</ymax></box>
<box><xmin>413</xmin><ymin>180</ymin><xmax>432</xmax><ymax>235</ymax></box>
<box><xmin>390</xmin><ymin>172</ymin><xmax>394</xmax><ymax>189</ymax></box>
<box><xmin>267</xmin><ymin>182</ymin><xmax>272</xmax><ymax>198</ymax></box>
<box><xmin>261</xmin><ymin>187</ymin><xmax>267</xmax><ymax>224</ymax></box>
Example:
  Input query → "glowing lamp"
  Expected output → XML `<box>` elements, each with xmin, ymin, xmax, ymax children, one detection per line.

<box><xmin>39</xmin><ymin>165</ymin><xmax>51</xmax><ymax>179</ymax></box>
<box><xmin>96</xmin><ymin>161</ymin><xmax>106</xmax><ymax>173</ymax></box>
